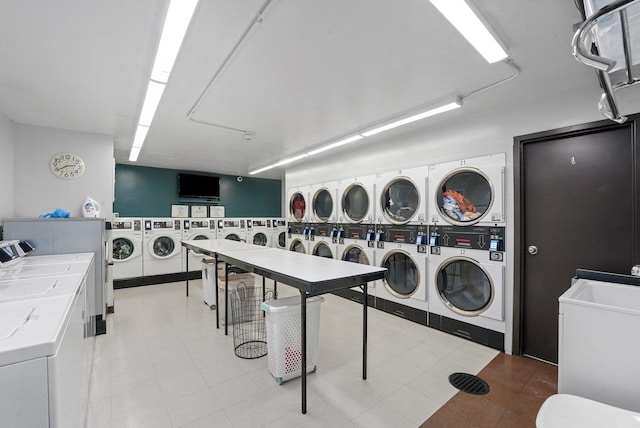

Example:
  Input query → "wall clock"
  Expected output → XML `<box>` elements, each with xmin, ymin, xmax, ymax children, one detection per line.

<box><xmin>50</xmin><ymin>152</ymin><xmax>85</xmax><ymax>179</ymax></box>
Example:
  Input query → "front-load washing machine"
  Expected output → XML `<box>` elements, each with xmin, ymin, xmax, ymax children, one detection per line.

<box><xmin>339</xmin><ymin>223</ymin><xmax>376</xmax><ymax>295</ymax></box>
<box><xmin>427</xmin><ymin>225</ymin><xmax>506</xmax><ymax>349</ymax></box>
<box><xmin>375</xmin><ymin>166</ymin><xmax>428</xmax><ymax>225</ymax></box>
<box><xmin>428</xmin><ymin>153</ymin><xmax>505</xmax><ymax>226</ymax></box>
<box><xmin>217</xmin><ymin>218</ymin><xmax>247</xmax><ymax>241</ymax></box>
<box><xmin>374</xmin><ymin>224</ymin><xmax>428</xmax><ymax>319</ymax></box>
<box><xmin>310</xmin><ymin>182</ymin><xmax>338</xmax><ymax>223</ymax></box>
<box><xmin>288</xmin><ymin>236</ymin><xmax>308</xmax><ymax>254</ymax></box>
<box><xmin>338</xmin><ymin>175</ymin><xmax>376</xmax><ymax>224</ymax></box>
<box><xmin>111</xmin><ymin>218</ymin><xmax>144</xmax><ymax>280</ymax></box>
<box><xmin>247</xmin><ymin>218</ymin><xmax>271</xmax><ymax>247</ymax></box>
<box><xmin>286</xmin><ymin>221</ymin><xmax>308</xmax><ymax>254</ymax></box>
<box><xmin>287</xmin><ymin>186</ymin><xmax>310</xmax><ymax>223</ymax></box>
<box><xmin>272</xmin><ymin>218</ymin><xmax>287</xmax><ymax>250</ymax></box>
<box><xmin>182</xmin><ymin>218</ymin><xmax>216</xmax><ymax>272</ymax></box>
<box><xmin>310</xmin><ymin>223</ymin><xmax>337</xmax><ymax>259</ymax></box>
<box><xmin>143</xmin><ymin>218</ymin><xmax>183</xmax><ymax>276</ymax></box>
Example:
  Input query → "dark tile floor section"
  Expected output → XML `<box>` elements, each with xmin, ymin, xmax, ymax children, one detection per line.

<box><xmin>420</xmin><ymin>353</ymin><xmax>557</xmax><ymax>428</ymax></box>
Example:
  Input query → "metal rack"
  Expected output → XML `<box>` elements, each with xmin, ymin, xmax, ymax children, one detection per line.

<box><xmin>572</xmin><ymin>0</ymin><xmax>640</xmax><ymax>123</ymax></box>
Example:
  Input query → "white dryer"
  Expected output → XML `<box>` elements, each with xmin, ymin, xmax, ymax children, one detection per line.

<box><xmin>374</xmin><ymin>224</ymin><xmax>428</xmax><ymax>313</ymax></box>
<box><xmin>428</xmin><ymin>153</ymin><xmax>506</xmax><ymax>226</ymax></box>
<box><xmin>310</xmin><ymin>181</ymin><xmax>338</xmax><ymax>223</ymax></box>
<box><xmin>339</xmin><ymin>223</ymin><xmax>376</xmax><ymax>296</ymax></box>
<box><xmin>182</xmin><ymin>218</ymin><xmax>216</xmax><ymax>272</ymax></box>
<box><xmin>247</xmin><ymin>218</ymin><xmax>272</xmax><ymax>247</ymax></box>
<box><xmin>427</xmin><ymin>225</ymin><xmax>506</xmax><ymax>349</ymax></box>
<box><xmin>143</xmin><ymin>218</ymin><xmax>183</xmax><ymax>276</ymax></box>
<box><xmin>272</xmin><ymin>218</ymin><xmax>287</xmax><ymax>250</ymax></box>
<box><xmin>338</xmin><ymin>175</ymin><xmax>376</xmax><ymax>224</ymax></box>
<box><xmin>110</xmin><ymin>218</ymin><xmax>143</xmax><ymax>280</ymax></box>
<box><xmin>309</xmin><ymin>224</ymin><xmax>337</xmax><ymax>259</ymax></box>
<box><xmin>217</xmin><ymin>218</ymin><xmax>247</xmax><ymax>242</ymax></box>
<box><xmin>375</xmin><ymin>166</ymin><xmax>428</xmax><ymax>225</ymax></box>
<box><xmin>287</xmin><ymin>186</ymin><xmax>310</xmax><ymax>223</ymax></box>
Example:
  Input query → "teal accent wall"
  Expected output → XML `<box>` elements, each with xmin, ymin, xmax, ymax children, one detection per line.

<box><xmin>114</xmin><ymin>164</ymin><xmax>282</xmax><ymax>217</ymax></box>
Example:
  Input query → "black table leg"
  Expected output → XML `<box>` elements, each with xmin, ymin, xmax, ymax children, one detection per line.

<box><xmin>224</xmin><ymin>262</ymin><xmax>229</xmax><ymax>336</ymax></box>
<box><xmin>214</xmin><ymin>256</ymin><xmax>219</xmax><ymax>329</ymax></box>
<box><xmin>301</xmin><ymin>291</ymin><xmax>307</xmax><ymax>414</ymax></box>
<box><xmin>362</xmin><ymin>283</ymin><xmax>367</xmax><ymax>380</ymax></box>
<box><xmin>185</xmin><ymin>248</ymin><xmax>190</xmax><ymax>297</ymax></box>
<box><xmin>274</xmin><ymin>281</ymin><xmax>278</xmax><ymax>299</ymax></box>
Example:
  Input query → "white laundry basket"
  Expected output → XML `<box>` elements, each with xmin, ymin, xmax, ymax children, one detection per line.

<box><xmin>260</xmin><ymin>295</ymin><xmax>324</xmax><ymax>384</ymax></box>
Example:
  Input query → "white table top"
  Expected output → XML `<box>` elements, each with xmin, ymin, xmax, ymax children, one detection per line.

<box><xmin>216</xmin><ymin>247</ymin><xmax>386</xmax><ymax>294</ymax></box>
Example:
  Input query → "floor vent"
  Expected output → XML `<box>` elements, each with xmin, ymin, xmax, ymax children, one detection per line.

<box><xmin>448</xmin><ymin>372</ymin><xmax>490</xmax><ymax>395</ymax></box>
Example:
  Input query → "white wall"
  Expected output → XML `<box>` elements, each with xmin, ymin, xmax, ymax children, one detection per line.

<box><xmin>13</xmin><ymin>124</ymin><xmax>114</xmax><ymax>219</ymax></box>
<box><xmin>285</xmin><ymin>81</ymin><xmax>606</xmax><ymax>355</ymax></box>
<box><xmin>0</xmin><ymin>111</ymin><xmax>15</xmax><ymax>219</ymax></box>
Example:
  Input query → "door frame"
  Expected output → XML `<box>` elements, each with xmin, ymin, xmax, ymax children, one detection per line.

<box><xmin>512</xmin><ymin>115</ymin><xmax>639</xmax><ymax>356</ymax></box>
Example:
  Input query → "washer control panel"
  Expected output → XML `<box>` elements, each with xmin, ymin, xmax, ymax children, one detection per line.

<box><xmin>428</xmin><ymin>225</ymin><xmax>505</xmax><ymax>251</ymax></box>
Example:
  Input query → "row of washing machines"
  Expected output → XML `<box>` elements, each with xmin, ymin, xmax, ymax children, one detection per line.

<box><xmin>110</xmin><ymin>217</ymin><xmax>287</xmax><ymax>280</ymax></box>
<box><xmin>285</xmin><ymin>153</ymin><xmax>507</xmax><ymax>349</ymax></box>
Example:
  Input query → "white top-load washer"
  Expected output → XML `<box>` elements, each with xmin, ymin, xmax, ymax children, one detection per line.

<box><xmin>143</xmin><ymin>218</ymin><xmax>183</xmax><ymax>276</ymax></box>
<box><xmin>0</xmin><ymin>255</ymin><xmax>93</xmax><ymax>428</ymax></box>
<box><xmin>111</xmin><ymin>218</ymin><xmax>144</xmax><ymax>280</ymax></box>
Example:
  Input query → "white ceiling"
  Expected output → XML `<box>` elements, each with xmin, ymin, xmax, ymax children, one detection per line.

<box><xmin>0</xmin><ymin>0</ymin><xmax>595</xmax><ymax>179</ymax></box>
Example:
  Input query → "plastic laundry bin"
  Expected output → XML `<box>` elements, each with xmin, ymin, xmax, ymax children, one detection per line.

<box><xmin>201</xmin><ymin>258</ymin><xmax>217</xmax><ymax>308</ymax></box>
<box><xmin>260</xmin><ymin>295</ymin><xmax>324</xmax><ymax>384</ymax></box>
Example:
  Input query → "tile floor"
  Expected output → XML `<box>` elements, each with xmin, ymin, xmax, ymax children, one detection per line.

<box><xmin>86</xmin><ymin>279</ymin><xmax>506</xmax><ymax>427</ymax></box>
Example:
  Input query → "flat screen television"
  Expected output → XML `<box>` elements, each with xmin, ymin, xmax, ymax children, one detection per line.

<box><xmin>178</xmin><ymin>173</ymin><xmax>220</xmax><ymax>199</ymax></box>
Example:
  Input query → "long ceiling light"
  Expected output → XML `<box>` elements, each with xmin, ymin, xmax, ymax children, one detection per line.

<box><xmin>429</xmin><ymin>0</ymin><xmax>508</xmax><ymax>64</ymax></box>
<box><xmin>248</xmin><ymin>97</ymin><xmax>461</xmax><ymax>175</ymax></box>
<box><xmin>129</xmin><ymin>0</ymin><xmax>199</xmax><ymax>162</ymax></box>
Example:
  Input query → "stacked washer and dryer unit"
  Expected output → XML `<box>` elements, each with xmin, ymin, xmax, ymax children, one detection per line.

<box><xmin>372</xmin><ymin>166</ymin><xmax>430</xmax><ymax>324</ymax></box>
<box><xmin>426</xmin><ymin>153</ymin><xmax>507</xmax><ymax>349</ymax></box>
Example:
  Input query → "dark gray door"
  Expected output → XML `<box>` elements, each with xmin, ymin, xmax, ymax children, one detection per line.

<box><xmin>521</xmin><ymin>124</ymin><xmax>637</xmax><ymax>363</ymax></box>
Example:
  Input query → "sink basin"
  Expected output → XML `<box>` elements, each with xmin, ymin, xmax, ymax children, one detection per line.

<box><xmin>560</xmin><ymin>278</ymin><xmax>640</xmax><ymax>314</ymax></box>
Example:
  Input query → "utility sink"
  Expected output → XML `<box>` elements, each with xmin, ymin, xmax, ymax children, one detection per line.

<box><xmin>558</xmin><ymin>278</ymin><xmax>640</xmax><ymax>412</ymax></box>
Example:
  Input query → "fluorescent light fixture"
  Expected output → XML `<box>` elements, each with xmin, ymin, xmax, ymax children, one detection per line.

<box><xmin>129</xmin><ymin>146</ymin><xmax>142</xmax><ymax>162</ymax></box>
<box><xmin>249</xmin><ymin>98</ymin><xmax>463</xmax><ymax>175</ymax></box>
<box><xmin>307</xmin><ymin>135</ymin><xmax>363</xmax><ymax>156</ymax></box>
<box><xmin>138</xmin><ymin>81</ymin><xmax>166</xmax><ymax>127</ymax></box>
<box><xmin>361</xmin><ymin>99</ymin><xmax>461</xmax><ymax>137</ymax></box>
<box><xmin>272</xmin><ymin>154</ymin><xmax>309</xmax><ymax>168</ymax></box>
<box><xmin>132</xmin><ymin>125</ymin><xmax>150</xmax><ymax>149</ymax></box>
<box><xmin>129</xmin><ymin>0</ymin><xmax>198</xmax><ymax>162</ymax></box>
<box><xmin>151</xmin><ymin>0</ymin><xmax>199</xmax><ymax>83</ymax></box>
<box><xmin>429</xmin><ymin>0</ymin><xmax>508</xmax><ymax>63</ymax></box>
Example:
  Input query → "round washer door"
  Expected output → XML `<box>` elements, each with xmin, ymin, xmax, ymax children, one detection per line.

<box><xmin>150</xmin><ymin>236</ymin><xmax>176</xmax><ymax>259</ymax></box>
<box><xmin>436</xmin><ymin>167</ymin><xmax>494</xmax><ymax>226</ymax></box>
<box><xmin>225</xmin><ymin>233</ymin><xmax>241</xmax><ymax>241</ymax></box>
<box><xmin>253</xmin><ymin>232</ymin><xmax>268</xmax><ymax>246</ymax></box>
<box><xmin>381</xmin><ymin>249</ymin><xmax>419</xmax><ymax>298</ymax></box>
<box><xmin>380</xmin><ymin>177</ymin><xmax>420</xmax><ymax>224</ymax></box>
<box><xmin>289</xmin><ymin>192</ymin><xmax>307</xmax><ymax>222</ymax></box>
<box><xmin>435</xmin><ymin>256</ymin><xmax>494</xmax><ymax>316</ymax></box>
<box><xmin>342</xmin><ymin>244</ymin><xmax>370</xmax><ymax>265</ymax></box>
<box><xmin>312</xmin><ymin>242</ymin><xmax>333</xmax><ymax>258</ymax></box>
<box><xmin>312</xmin><ymin>188</ymin><xmax>333</xmax><ymax>222</ymax></box>
<box><xmin>341</xmin><ymin>183</ymin><xmax>369</xmax><ymax>223</ymax></box>
<box><xmin>113</xmin><ymin>237</ymin><xmax>135</xmax><ymax>261</ymax></box>
<box><xmin>277</xmin><ymin>231</ymin><xmax>286</xmax><ymax>248</ymax></box>
<box><xmin>289</xmin><ymin>239</ymin><xmax>306</xmax><ymax>254</ymax></box>
<box><xmin>191</xmin><ymin>234</ymin><xmax>209</xmax><ymax>254</ymax></box>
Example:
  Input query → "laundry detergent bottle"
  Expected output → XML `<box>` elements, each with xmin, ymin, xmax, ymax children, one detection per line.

<box><xmin>82</xmin><ymin>197</ymin><xmax>101</xmax><ymax>218</ymax></box>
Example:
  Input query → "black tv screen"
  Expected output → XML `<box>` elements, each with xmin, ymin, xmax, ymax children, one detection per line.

<box><xmin>178</xmin><ymin>173</ymin><xmax>220</xmax><ymax>199</ymax></box>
